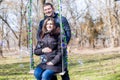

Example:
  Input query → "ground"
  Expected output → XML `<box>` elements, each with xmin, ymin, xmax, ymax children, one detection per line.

<box><xmin>70</xmin><ymin>47</ymin><xmax>120</xmax><ymax>54</ymax></box>
<box><xmin>0</xmin><ymin>47</ymin><xmax>120</xmax><ymax>80</ymax></box>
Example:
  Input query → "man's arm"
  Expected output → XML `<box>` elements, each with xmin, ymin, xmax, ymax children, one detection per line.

<box><xmin>62</xmin><ymin>17</ymin><xmax>71</xmax><ymax>44</ymax></box>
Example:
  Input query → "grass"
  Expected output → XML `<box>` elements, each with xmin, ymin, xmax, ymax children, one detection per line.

<box><xmin>0</xmin><ymin>52</ymin><xmax>120</xmax><ymax>80</ymax></box>
<box><xmin>68</xmin><ymin>53</ymin><xmax>120</xmax><ymax>80</ymax></box>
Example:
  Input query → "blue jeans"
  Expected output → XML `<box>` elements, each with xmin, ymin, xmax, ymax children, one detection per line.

<box><xmin>34</xmin><ymin>67</ymin><xmax>55</xmax><ymax>80</ymax></box>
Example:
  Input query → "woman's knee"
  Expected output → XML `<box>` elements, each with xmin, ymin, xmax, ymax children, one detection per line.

<box><xmin>42</xmin><ymin>70</ymin><xmax>55</xmax><ymax>80</ymax></box>
<box><xmin>34</xmin><ymin>67</ymin><xmax>43</xmax><ymax>78</ymax></box>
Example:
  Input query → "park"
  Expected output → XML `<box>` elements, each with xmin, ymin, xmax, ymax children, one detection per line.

<box><xmin>0</xmin><ymin>0</ymin><xmax>120</xmax><ymax>80</ymax></box>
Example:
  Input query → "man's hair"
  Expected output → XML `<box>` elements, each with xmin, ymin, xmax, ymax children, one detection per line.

<box><xmin>43</xmin><ymin>3</ymin><xmax>54</xmax><ymax>9</ymax></box>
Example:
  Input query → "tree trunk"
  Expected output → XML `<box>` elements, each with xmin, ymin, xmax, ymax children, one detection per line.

<box><xmin>0</xmin><ymin>19</ymin><xmax>4</xmax><ymax>58</ymax></box>
<box><xmin>18</xmin><ymin>0</ymin><xmax>23</xmax><ymax>49</ymax></box>
<box><xmin>0</xmin><ymin>45</ymin><xmax>4</xmax><ymax>58</ymax></box>
<box><xmin>39</xmin><ymin>0</ymin><xmax>45</xmax><ymax>19</ymax></box>
<box><xmin>0</xmin><ymin>15</ymin><xmax>18</xmax><ymax>39</ymax></box>
<box><xmin>0</xmin><ymin>12</ymin><xmax>5</xmax><ymax>58</ymax></box>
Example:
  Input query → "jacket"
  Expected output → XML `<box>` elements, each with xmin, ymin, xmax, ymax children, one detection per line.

<box><xmin>37</xmin><ymin>13</ymin><xmax>71</xmax><ymax>44</ymax></box>
<box><xmin>34</xmin><ymin>32</ymin><xmax>62</xmax><ymax>72</ymax></box>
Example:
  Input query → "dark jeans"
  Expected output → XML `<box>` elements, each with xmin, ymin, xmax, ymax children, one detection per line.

<box><xmin>51</xmin><ymin>75</ymin><xmax>57</xmax><ymax>80</ymax></box>
<box><xmin>34</xmin><ymin>67</ymin><xmax>55</xmax><ymax>80</ymax></box>
<box><xmin>61</xmin><ymin>68</ymin><xmax>70</xmax><ymax>80</ymax></box>
<box><xmin>51</xmin><ymin>68</ymin><xmax>70</xmax><ymax>80</ymax></box>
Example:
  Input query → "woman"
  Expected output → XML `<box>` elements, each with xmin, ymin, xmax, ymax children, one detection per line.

<box><xmin>34</xmin><ymin>17</ymin><xmax>62</xmax><ymax>80</ymax></box>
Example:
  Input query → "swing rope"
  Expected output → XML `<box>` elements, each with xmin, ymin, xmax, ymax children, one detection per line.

<box><xmin>58</xmin><ymin>0</ymin><xmax>67</xmax><ymax>75</ymax></box>
<box><xmin>28</xmin><ymin>0</ymin><xmax>34</xmax><ymax>72</ymax></box>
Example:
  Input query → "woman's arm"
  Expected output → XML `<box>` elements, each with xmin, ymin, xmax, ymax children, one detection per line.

<box><xmin>34</xmin><ymin>41</ymin><xmax>44</xmax><ymax>56</ymax></box>
<box><xmin>34</xmin><ymin>48</ymin><xmax>43</xmax><ymax>56</ymax></box>
<box><xmin>48</xmin><ymin>35</ymin><xmax>62</xmax><ymax>65</ymax></box>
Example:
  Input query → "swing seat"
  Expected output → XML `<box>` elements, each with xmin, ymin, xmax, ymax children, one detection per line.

<box><xmin>56</xmin><ymin>71</ymin><xmax>65</xmax><ymax>75</ymax></box>
<box><xmin>28</xmin><ymin>70</ymin><xmax>65</xmax><ymax>76</ymax></box>
<box><xmin>29</xmin><ymin>70</ymin><xmax>34</xmax><ymax>74</ymax></box>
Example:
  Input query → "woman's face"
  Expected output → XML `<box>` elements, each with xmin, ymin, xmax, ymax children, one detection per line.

<box><xmin>46</xmin><ymin>20</ymin><xmax>54</xmax><ymax>32</ymax></box>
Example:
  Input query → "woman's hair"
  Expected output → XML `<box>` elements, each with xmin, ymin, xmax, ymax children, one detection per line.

<box><xmin>40</xmin><ymin>17</ymin><xmax>60</xmax><ymax>38</ymax></box>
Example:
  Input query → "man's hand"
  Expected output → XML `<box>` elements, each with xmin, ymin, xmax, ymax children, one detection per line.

<box><xmin>42</xmin><ymin>47</ymin><xmax>52</xmax><ymax>53</ymax></box>
<box><xmin>47</xmin><ymin>62</ymin><xmax>54</xmax><ymax>65</ymax></box>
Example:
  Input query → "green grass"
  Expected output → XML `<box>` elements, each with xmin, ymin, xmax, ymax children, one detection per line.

<box><xmin>0</xmin><ymin>62</ymin><xmax>34</xmax><ymax>80</ymax></box>
<box><xmin>0</xmin><ymin>52</ymin><xmax>120</xmax><ymax>80</ymax></box>
<box><xmin>68</xmin><ymin>53</ymin><xmax>120</xmax><ymax>80</ymax></box>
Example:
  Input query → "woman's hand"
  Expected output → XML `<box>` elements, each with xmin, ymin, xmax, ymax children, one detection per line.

<box><xmin>47</xmin><ymin>62</ymin><xmax>54</xmax><ymax>65</ymax></box>
<box><xmin>42</xmin><ymin>47</ymin><xmax>52</xmax><ymax>53</ymax></box>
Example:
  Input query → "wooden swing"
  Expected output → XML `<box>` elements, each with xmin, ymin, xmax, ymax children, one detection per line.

<box><xmin>28</xmin><ymin>0</ymin><xmax>66</xmax><ymax>76</ymax></box>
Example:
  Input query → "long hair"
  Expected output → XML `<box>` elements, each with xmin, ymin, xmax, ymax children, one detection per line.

<box><xmin>40</xmin><ymin>17</ymin><xmax>60</xmax><ymax>39</ymax></box>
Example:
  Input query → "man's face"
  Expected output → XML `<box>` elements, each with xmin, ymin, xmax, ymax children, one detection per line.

<box><xmin>43</xmin><ymin>5</ymin><xmax>54</xmax><ymax>17</ymax></box>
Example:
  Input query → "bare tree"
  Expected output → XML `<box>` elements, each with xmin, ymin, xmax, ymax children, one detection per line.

<box><xmin>0</xmin><ymin>0</ymin><xmax>3</xmax><ymax>4</ymax></box>
<box><xmin>0</xmin><ymin>18</ymin><xmax>4</xmax><ymax>58</ymax></box>
<box><xmin>0</xmin><ymin>15</ymin><xmax>18</xmax><ymax>39</ymax></box>
<box><xmin>0</xmin><ymin>0</ymin><xmax>120</xmax><ymax>50</ymax></box>
<box><xmin>39</xmin><ymin>0</ymin><xmax>45</xmax><ymax>18</ymax></box>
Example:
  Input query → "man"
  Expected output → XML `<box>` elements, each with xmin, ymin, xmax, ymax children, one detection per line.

<box><xmin>37</xmin><ymin>3</ymin><xmax>71</xmax><ymax>80</ymax></box>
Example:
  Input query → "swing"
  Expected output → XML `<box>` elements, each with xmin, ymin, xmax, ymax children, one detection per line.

<box><xmin>28</xmin><ymin>0</ymin><xmax>67</xmax><ymax>76</ymax></box>
<box><xmin>55</xmin><ymin>0</ymin><xmax>67</xmax><ymax>75</ymax></box>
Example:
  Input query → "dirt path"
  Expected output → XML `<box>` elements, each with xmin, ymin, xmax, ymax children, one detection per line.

<box><xmin>69</xmin><ymin>47</ymin><xmax>120</xmax><ymax>54</ymax></box>
<box><xmin>2</xmin><ymin>47</ymin><xmax>120</xmax><ymax>58</ymax></box>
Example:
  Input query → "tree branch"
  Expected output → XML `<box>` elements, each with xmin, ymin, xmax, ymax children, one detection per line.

<box><xmin>0</xmin><ymin>15</ymin><xmax>18</xmax><ymax>39</ymax></box>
